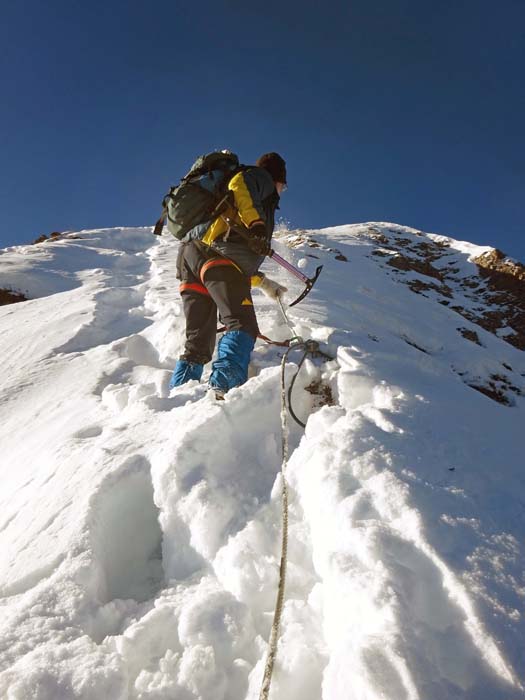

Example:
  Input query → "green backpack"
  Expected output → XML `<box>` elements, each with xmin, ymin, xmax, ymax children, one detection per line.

<box><xmin>154</xmin><ymin>150</ymin><xmax>241</xmax><ymax>240</ymax></box>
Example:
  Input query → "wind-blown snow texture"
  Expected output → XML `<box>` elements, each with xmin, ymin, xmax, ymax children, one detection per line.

<box><xmin>0</xmin><ymin>223</ymin><xmax>524</xmax><ymax>699</ymax></box>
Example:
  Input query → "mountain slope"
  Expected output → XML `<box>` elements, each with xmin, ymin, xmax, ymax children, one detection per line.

<box><xmin>0</xmin><ymin>223</ymin><xmax>523</xmax><ymax>700</ymax></box>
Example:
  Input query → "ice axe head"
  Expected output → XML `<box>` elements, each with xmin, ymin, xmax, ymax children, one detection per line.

<box><xmin>288</xmin><ymin>265</ymin><xmax>323</xmax><ymax>306</ymax></box>
<box><xmin>268</xmin><ymin>251</ymin><xmax>323</xmax><ymax>306</ymax></box>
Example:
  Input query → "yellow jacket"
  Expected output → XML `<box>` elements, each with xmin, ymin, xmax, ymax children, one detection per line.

<box><xmin>200</xmin><ymin>167</ymin><xmax>280</xmax><ymax>278</ymax></box>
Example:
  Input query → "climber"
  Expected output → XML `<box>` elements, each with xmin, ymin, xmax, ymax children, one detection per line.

<box><xmin>170</xmin><ymin>152</ymin><xmax>288</xmax><ymax>396</ymax></box>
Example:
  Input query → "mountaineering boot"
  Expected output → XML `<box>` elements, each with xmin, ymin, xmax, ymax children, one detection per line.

<box><xmin>169</xmin><ymin>359</ymin><xmax>203</xmax><ymax>389</ymax></box>
<box><xmin>208</xmin><ymin>330</ymin><xmax>255</xmax><ymax>396</ymax></box>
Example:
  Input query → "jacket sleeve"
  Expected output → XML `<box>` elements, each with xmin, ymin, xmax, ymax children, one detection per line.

<box><xmin>228</xmin><ymin>171</ymin><xmax>266</xmax><ymax>228</ymax></box>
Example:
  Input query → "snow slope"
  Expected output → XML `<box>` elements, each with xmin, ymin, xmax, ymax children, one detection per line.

<box><xmin>0</xmin><ymin>223</ymin><xmax>524</xmax><ymax>700</ymax></box>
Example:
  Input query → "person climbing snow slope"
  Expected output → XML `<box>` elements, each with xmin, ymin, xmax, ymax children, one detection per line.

<box><xmin>170</xmin><ymin>151</ymin><xmax>288</xmax><ymax>396</ymax></box>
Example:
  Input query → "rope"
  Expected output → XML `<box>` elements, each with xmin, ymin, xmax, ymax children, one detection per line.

<box><xmin>258</xmin><ymin>299</ymin><xmax>335</xmax><ymax>697</ymax></box>
<box><xmin>258</xmin><ymin>346</ymin><xmax>293</xmax><ymax>700</ymax></box>
<box><xmin>216</xmin><ymin>325</ymin><xmax>292</xmax><ymax>347</ymax></box>
<box><xmin>258</xmin><ymin>338</ymin><xmax>335</xmax><ymax>698</ymax></box>
<box><xmin>286</xmin><ymin>349</ymin><xmax>308</xmax><ymax>428</ymax></box>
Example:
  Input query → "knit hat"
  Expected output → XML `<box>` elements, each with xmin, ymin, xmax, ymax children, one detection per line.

<box><xmin>256</xmin><ymin>152</ymin><xmax>287</xmax><ymax>184</ymax></box>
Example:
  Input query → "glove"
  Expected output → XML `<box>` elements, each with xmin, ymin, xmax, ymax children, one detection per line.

<box><xmin>248</xmin><ymin>222</ymin><xmax>270</xmax><ymax>256</ymax></box>
<box><xmin>259</xmin><ymin>275</ymin><xmax>288</xmax><ymax>300</ymax></box>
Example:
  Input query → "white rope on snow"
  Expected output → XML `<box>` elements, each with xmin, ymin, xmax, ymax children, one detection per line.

<box><xmin>258</xmin><ymin>349</ymin><xmax>292</xmax><ymax>700</ymax></box>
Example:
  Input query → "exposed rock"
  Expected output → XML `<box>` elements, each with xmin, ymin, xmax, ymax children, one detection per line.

<box><xmin>32</xmin><ymin>231</ymin><xmax>62</xmax><ymax>245</ymax></box>
<box><xmin>474</xmin><ymin>249</ymin><xmax>525</xmax><ymax>291</ymax></box>
<box><xmin>0</xmin><ymin>289</ymin><xmax>28</xmax><ymax>305</ymax></box>
<box><xmin>408</xmin><ymin>279</ymin><xmax>453</xmax><ymax>298</ymax></box>
<box><xmin>465</xmin><ymin>250</ymin><xmax>525</xmax><ymax>351</ymax></box>
<box><xmin>452</xmin><ymin>367</ymin><xmax>523</xmax><ymax>407</ymax></box>
<box><xmin>387</xmin><ymin>253</ymin><xmax>444</xmax><ymax>281</ymax></box>
<box><xmin>468</xmin><ymin>381</ymin><xmax>513</xmax><ymax>406</ymax></box>
<box><xmin>279</xmin><ymin>231</ymin><xmax>349</xmax><ymax>262</ymax></box>
<box><xmin>465</xmin><ymin>373</ymin><xmax>523</xmax><ymax>407</ymax></box>
<box><xmin>305</xmin><ymin>380</ymin><xmax>335</xmax><ymax>408</ymax></box>
<box><xmin>285</xmin><ymin>227</ymin><xmax>525</xmax><ymax>353</ymax></box>
<box><xmin>367</xmin><ymin>229</ymin><xmax>389</xmax><ymax>244</ymax></box>
<box><xmin>370</xmin><ymin>229</ymin><xmax>525</xmax><ymax>352</ymax></box>
<box><xmin>458</xmin><ymin>328</ymin><xmax>482</xmax><ymax>346</ymax></box>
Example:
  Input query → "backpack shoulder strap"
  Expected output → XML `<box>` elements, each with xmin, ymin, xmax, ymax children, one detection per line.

<box><xmin>153</xmin><ymin>208</ymin><xmax>167</xmax><ymax>236</ymax></box>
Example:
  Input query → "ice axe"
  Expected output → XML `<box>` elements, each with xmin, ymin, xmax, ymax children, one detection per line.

<box><xmin>220</xmin><ymin>215</ymin><xmax>323</xmax><ymax>307</ymax></box>
<box><xmin>267</xmin><ymin>250</ymin><xmax>323</xmax><ymax>306</ymax></box>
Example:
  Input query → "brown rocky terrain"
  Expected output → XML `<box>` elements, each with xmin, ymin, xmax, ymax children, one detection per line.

<box><xmin>0</xmin><ymin>289</ymin><xmax>28</xmax><ymax>306</ymax></box>
<box><xmin>366</xmin><ymin>226</ymin><xmax>525</xmax><ymax>351</ymax></box>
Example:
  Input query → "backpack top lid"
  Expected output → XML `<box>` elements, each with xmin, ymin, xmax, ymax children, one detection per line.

<box><xmin>186</xmin><ymin>150</ymin><xmax>240</xmax><ymax>180</ymax></box>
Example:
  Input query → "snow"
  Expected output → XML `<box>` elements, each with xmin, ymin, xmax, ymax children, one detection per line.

<box><xmin>0</xmin><ymin>223</ymin><xmax>524</xmax><ymax>699</ymax></box>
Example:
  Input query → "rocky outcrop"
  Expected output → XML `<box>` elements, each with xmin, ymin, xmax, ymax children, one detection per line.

<box><xmin>367</xmin><ymin>226</ymin><xmax>525</xmax><ymax>352</ymax></box>
<box><xmin>0</xmin><ymin>289</ymin><xmax>27</xmax><ymax>305</ymax></box>
<box><xmin>32</xmin><ymin>231</ymin><xmax>62</xmax><ymax>245</ymax></box>
<box><xmin>473</xmin><ymin>249</ymin><xmax>525</xmax><ymax>291</ymax></box>
<box><xmin>471</xmin><ymin>250</ymin><xmax>525</xmax><ymax>351</ymax></box>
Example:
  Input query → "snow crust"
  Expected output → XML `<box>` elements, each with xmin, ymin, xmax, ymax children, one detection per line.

<box><xmin>0</xmin><ymin>223</ymin><xmax>524</xmax><ymax>699</ymax></box>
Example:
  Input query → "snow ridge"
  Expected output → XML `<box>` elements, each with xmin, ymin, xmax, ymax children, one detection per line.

<box><xmin>0</xmin><ymin>224</ymin><xmax>523</xmax><ymax>699</ymax></box>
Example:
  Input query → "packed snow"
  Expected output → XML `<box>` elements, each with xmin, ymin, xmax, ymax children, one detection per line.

<box><xmin>0</xmin><ymin>223</ymin><xmax>524</xmax><ymax>699</ymax></box>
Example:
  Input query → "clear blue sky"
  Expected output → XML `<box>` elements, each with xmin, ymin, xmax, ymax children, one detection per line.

<box><xmin>1</xmin><ymin>1</ymin><xmax>524</xmax><ymax>260</ymax></box>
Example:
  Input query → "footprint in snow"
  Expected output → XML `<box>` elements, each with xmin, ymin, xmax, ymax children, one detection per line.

<box><xmin>145</xmin><ymin>383</ymin><xmax>208</xmax><ymax>412</ymax></box>
<box><xmin>73</xmin><ymin>425</ymin><xmax>103</xmax><ymax>439</ymax></box>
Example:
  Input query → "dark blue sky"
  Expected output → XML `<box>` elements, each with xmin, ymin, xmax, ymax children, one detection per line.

<box><xmin>1</xmin><ymin>1</ymin><xmax>524</xmax><ymax>260</ymax></box>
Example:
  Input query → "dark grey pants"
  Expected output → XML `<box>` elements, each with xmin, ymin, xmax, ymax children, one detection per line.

<box><xmin>177</xmin><ymin>242</ymin><xmax>259</xmax><ymax>364</ymax></box>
